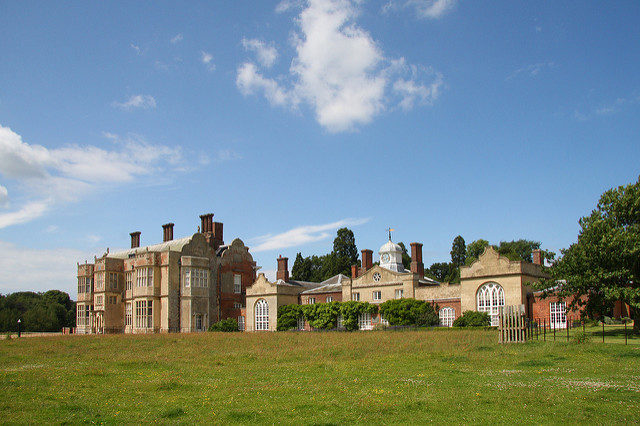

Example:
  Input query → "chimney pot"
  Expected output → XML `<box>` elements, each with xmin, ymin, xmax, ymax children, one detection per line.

<box><xmin>130</xmin><ymin>231</ymin><xmax>141</xmax><ymax>248</ymax></box>
<box><xmin>276</xmin><ymin>256</ymin><xmax>289</xmax><ymax>282</ymax></box>
<box><xmin>351</xmin><ymin>264</ymin><xmax>359</xmax><ymax>279</ymax></box>
<box><xmin>162</xmin><ymin>223</ymin><xmax>174</xmax><ymax>242</ymax></box>
<box><xmin>532</xmin><ymin>249</ymin><xmax>544</xmax><ymax>266</ymax></box>
<box><xmin>361</xmin><ymin>249</ymin><xmax>373</xmax><ymax>272</ymax></box>
<box><xmin>410</xmin><ymin>242</ymin><xmax>424</xmax><ymax>276</ymax></box>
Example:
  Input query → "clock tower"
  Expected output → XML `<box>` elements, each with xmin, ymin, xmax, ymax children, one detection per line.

<box><xmin>378</xmin><ymin>238</ymin><xmax>405</xmax><ymax>272</ymax></box>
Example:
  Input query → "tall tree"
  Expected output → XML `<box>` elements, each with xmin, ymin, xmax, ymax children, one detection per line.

<box><xmin>546</xmin><ymin>176</ymin><xmax>640</xmax><ymax>332</ymax></box>
<box><xmin>397</xmin><ymin>242</ymin><xmax>411</xmax><ymax>270</ymax></box>
<box><xmin>330</xmin><ymin>228</ymin><xmax>359</xmax><ymax>277</ymax></box>
<box><xmin>497</xmin><ymin>239</ymin><xmax>541</xmax><ymax>263</ymax></box>
<box><xmin>291</xmin><ymin>252</ymin><xmax>309</xmax><ymax>281</ymax></box>
<box><xmin>465</xmin><ymin>239</ymin><xmax>490</xmax><ymax>264</ymax></box>
<box><xmin>450</xmin><ymin>235</ymin><xmax>466</xmax><ymax>268</ymax></box>
<box><xmin>426</xmin><ymin>262</ymin><xmax>452</xmax><ymax>282</ymax></box>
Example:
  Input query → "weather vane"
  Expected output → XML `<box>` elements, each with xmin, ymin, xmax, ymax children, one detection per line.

<box><xmin>387</xmin><ymin>227</ymin><xmax>395</xmax><ymax>241</ymax></box>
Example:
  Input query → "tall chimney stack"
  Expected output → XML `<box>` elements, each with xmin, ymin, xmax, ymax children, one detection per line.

<box><xmin>276</xmin><ymin>256</ymin><xmax>289</xmax><ymax>282</ymax></box>
<box><xmin>410</xmin><ymin>242</ymin><xmax>424</xmax><ymax>277</ymax></box>
<box><xmin>213</xmin><ymin>221</ymin><xmax>224</xmax><ymax>249</ymax></box>
<box><xmin>130</xmin><ymin>231</ymin><xmax>141</xmax><ymax>248</ymax></box>
<box><xmin>532</xmin><ymin>249</ymin><xmax>544</xmax><ymax>266</ymax></box>
<box><xmin>351</xmin><ymin>264</ymin><xmax>359</xmax><ymax>279</ymax></box>
<box><xmin>361</xmin><ymin>249</ymin><xmax>373</xmax><ymax>272</ymax></box>
<box><xmin>162</xmin><ymin>223</ymin><xmax>174</xmax><ymax>242</ymax></box>
<box><xmin>199</xmin><ymin>213</ymin><xmax>214</xmax><ymax>234</ymax></box>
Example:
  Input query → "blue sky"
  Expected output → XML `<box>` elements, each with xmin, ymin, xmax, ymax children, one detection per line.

<box><xmin>1</xmin><ymin>1</ymin><xmax>639</xmax><ymax>295</ymax></box>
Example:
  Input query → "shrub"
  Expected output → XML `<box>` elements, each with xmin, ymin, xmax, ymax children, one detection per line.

<box><xmin>302</xmin><ymin>302</ymin><xmax>341</xmax><ymax>330</ymax></box>
<box><xmin>277</xmin><ymin>304</ymin><xmax>304</xmax><ymax>331</ymax></box>
<box><xmin>378</xmin><ymin>298</ymin><xmax>439</xmax><ymax>327</ymax></box>
<box><xmin>208</xmin><ymin>318</ymin><xmax>239</xmax><ymax>332</ymax></box>
<box><xmin>572</xmin><ymin>331</ymin><xmax>591</xmax><ymax>344</ymax></box>
<box><xmin>452</xmin><ymin>310</ymin><xmax>490</xmax><ymax>327</ymax></box>
<box><xmin>339</xmin><ymin>301</ymin><xmax>378</xmax><ymax>331</ymax></box>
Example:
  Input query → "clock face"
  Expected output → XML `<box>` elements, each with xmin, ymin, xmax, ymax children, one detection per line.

<box><xmin>381</xmin><ymin>253</ymin><xmax>390</xmax><ymax>263</ymax></box>
<box><xmin>373</xmin><ymin>272</ymin><xmax>381</xmax><ymax>282</ymax></box>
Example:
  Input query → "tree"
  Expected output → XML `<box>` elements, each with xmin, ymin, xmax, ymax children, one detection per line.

<box><xmin>497</xmin><ymin>240</ymin><xmax>541</xmax><ymax>263</ymax></box>
<box><xmin>450</xmin><ymin>235</ymin><xmax>466</xmax><ymax>268</ymax></box>
<box><xmin>291</xmin><ymin>253</ymin><xmax>309</xmax><ymax>281</ymax></box>
<box><xmin>465</xmin><ymin>239</ymin><xmax>490</xmax><ymax>264</ymax></box>
<box><xmin>397</xmin><ymin>242</ymin><xmax>411</xmax><ymax>270</ymax></box>
<box><xmin>426</xmin><ymin>262</ymin><xmax>452</xmax><ymax>282</ymax></box>
<box><xmin>546</xmin><ymin>176</ymin><xmax>640</xmax><ymax>332</ymax></box>
<box><xmin>331</xmin><ymin>228</ymin><xmax>359</xmax><ymax>277</ymax></box>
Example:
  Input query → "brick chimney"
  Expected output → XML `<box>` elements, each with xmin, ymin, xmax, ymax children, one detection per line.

<box><xmin>130</xmin><ymin>231</ymin><xmax>141</xmax><ymax>248</ymax></box>
<box><xmin>410</xmin><ymin>242</ymin><xmax>424</xmax><ymax>276</ymax></box>
<box><xmin>532</xmin><ymin>249</ymin><xmax>544</xmax><ymax>266</ymax></box>
<box><xmin>361</xmin><ymin>249</ymin><xmax>373</xmax><ymax>272</ymax></box>
<box><xmin>162</xmin><ymin>223</ymin><xmax>174</xmax><ymax>242</ymax></box>
<box><xmin>276</xmin><ymin>256</ymin><xmax>289</xmax><ymax>282</ymax></box>
<box><xmin>213</xmin><ymin>221</ymin><xmax>224</xmax><ymax>249</ymax></box>
<box><xmin>351</xmin><ymin>264</ymin><xmax>359</xmax><ymax>279</ymax></box>
<box><xmin>199</xmin><ymin>213</ymin><xmax>213</xmax><ymax>234</ymax></box>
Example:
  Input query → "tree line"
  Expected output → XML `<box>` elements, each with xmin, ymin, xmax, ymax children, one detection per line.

<box><xmin>0</xmin><ymin>290</ymin><xmax>76</xmax><ymax>332</ymax></box>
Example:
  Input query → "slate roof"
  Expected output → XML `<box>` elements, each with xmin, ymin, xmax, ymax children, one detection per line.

<box><xmin>107</xmin><ymin>235</ymin><xmax>193</xmax><ymax>259</ymax></box>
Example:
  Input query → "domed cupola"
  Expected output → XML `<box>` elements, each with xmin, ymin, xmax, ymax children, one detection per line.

<box><xmin>379</xmin><ymin>238</ymin><xmax>405</xmax><ymax>272</ymax></box>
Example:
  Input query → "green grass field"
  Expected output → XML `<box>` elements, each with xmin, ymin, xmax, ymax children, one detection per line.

<box><xmin>1</xmin><ymin>328</ymin><xmax>639</xmax><ymax>424</ymax></box>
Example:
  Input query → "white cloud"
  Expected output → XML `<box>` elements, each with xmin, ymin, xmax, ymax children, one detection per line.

<box><xmin>0</xmin><ymin>185</ymin><xmax>7</xmax><ymax>207</ymax></box>
<box><xmin>573</xmin><ymin>94</ymin><xmax>640</xmax><ymax>121</ymax></box>
<box><xmin>214</xmin><ymin>149</ymin><xmax>243</xmax><ymax>163</ymax></box>
<box><xmin>383</xmin><ymin>0</ymin><xmax>456</xmax><ymax>19</ymax></box>
<box><xmin>201</xmin><ymin>51</ymin><xmax>215</xmax><ymax>71</ymax></box>
<box><xmin>0</xmin><ymin>241</ymin><xmax>90</xmax><ymax>295</ymax></box>
<box><xmin>407</xmin><ymin>0</ymin><xmax>456</xmax><ymax>19</ymax></box>
<box><xmin>130</xmin><ymin>43</ymin><xmax>141</xmax><ymax>55</ymax></box>
<box><xmin>170</xmin><ymin>33</ymin><xmax>183</xmax><ymax>44</ymax></box>
<box><xmin>276</xmin><ymin>0</ymin><xmax>303</xmax><ymax>13</ymax></box>
<box><xmin>0</xmin><ymin>125</ymin><xmax>185</xmax><ymax>229</ymax></box>
<box><xmin>249</xmin><ymin>217</ymin><xmax>370</xmax><ymax>252</ymax></box>
<box><xmin>507</xmin><ymin>62</ymin><xmax>555</xmax><ymax>81</ymax></box>
<box><xmin>237</xmin><ymin>0</ymin><xmax>443</xmax><ymax>133</ymax></box>
<box><xmin>242</xmin><ymin>38</ymin><xmax>278</xmax><ymax>68</ymax></box>
<box><xmin>112</xmin><ymin>94</ymin><xmax>157</xmax><ymax>110</ymax></box>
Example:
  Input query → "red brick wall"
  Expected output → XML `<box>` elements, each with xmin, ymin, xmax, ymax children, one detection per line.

<box><xmin>530</xmin><ymin>293</ymin><xmax>585</xmax><ymax>326</ymax></box>
<box><xmin>219</xmin><ymin>259</ymin><xmax>256</xmax><ymax>322</ymax></box>
<box><xmin>299</xmin><ymin>291</ymin><xmax>342</xmax><ymax>305</ymax></box>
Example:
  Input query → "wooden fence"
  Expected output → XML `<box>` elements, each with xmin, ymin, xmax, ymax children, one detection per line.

<box><xmin>498</xmin><ymin>305</ymin><xmax>527</xmax><ymax>343</ymax></box>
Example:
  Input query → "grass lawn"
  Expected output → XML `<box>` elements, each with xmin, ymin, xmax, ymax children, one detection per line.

<box><xmin>1</xmin><ymin>328</ymin><xmax>639</xmax><ymax>424</ymax></box>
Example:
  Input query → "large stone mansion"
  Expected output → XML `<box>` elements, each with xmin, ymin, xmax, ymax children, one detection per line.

<box><xmin>77</xmin><ymin>216</ymin><xmax>630</xmax><ymax>334</ymax></box>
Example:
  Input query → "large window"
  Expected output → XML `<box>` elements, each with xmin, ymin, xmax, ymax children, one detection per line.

<box><xmin>439</xmin><ymin>307</ymin><xmax>455</xmax><ymax>327</ymax></box>
<box><xmin>109</xmin><ymin>273</ymin><xmax>118</xmax><ymax>290</ymax></box>
<box><xmin>476</xmin><ymin>282</ymin><xmax>504</xmax><ymax>326</ymax></box>
<box><xmin>395</xmin><ymin>289</ymin><xmax>403</xmax><ymax>299</ymax></box>
<box><xmin>182</xmin><ymin>268</ymin><xmax>209</xmax><ymax>288</ymax></box>
<box><xmin>135</xmin><ymin>300</ymin><xmax>153</xmax><ymax>329</ymax></box>
<box><xmin>352</xmin><ymin>292</ymin><xmax>360</xmax><ymax>301</ymax></box>
<box><xmin>136</xmin><ymin>267</ymin><xmax>154</xmax><ymax>287</ymax></box>
<box><xmin>96</xmin><ymin>272</ymin><xmax>105</xmax><ymax>291</ymax></box>
<box><xmin>78</xmin><ymin>277</ymin><xmax>84</xmax><ymax>294</ymax></box>
<box><xmin>358</xmin><ymin>312</ymin><xmax>372</xmax><ymax>330</ymax></box>
<box><xmin>255</xmin><ymin>299</ymin><xmax>269</xmax><ymax>331</ymax></box>
<box><xmin>195</xmin><ymin>314</ymin><xmax>204</xmax><ymax>331</ymax></box>
<box><xmin>238</xmin><ymin>316</ymin><xmax>245</xmax><ymax>331</ymax></box>
<box><xmin>95</xmin><ymin>295</ymin><xmax>104</xmax><ymax>309</ymax></box>
<box><xmin>233</xmin><ymin>274</ymin><xmax>242</xmax><ymax>293</ymax></box>
<box><xmin>125</xmin><ymin>303</ymin><xmax>132</xmax><ymax>326</ymax></box>
<box><xmin>337</xmin><ymin>315</ymin><xmax>344</xmax><ymax>329</ymax></box>
<box><xmin>125</xmin><ymin>272</ymin><xmax>133</xmax><ymax>290</ymax></box>
<box><xmin>550</xmin><ymin>301</ymin><xmax>567</xmax><ymax>329</ymax></box>
<box><xmin>373</xmin><ymin>291</ymin><xmax>382</xmax><ymax>301</ymax></box>
<box><xmin>297</xmin><ymin>316</ymin><xmax>305</xmax><ymax>331</ymax></box>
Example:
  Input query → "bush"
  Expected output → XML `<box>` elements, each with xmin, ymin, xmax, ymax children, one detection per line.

<box><xmin>277</xmin><ymin>305</ymin><xmax>304</xmax><ymax>331</ymax></box>
<box><xmin>452</xmin><ymin>310</ymin><xmax>490</xmax><ymax>327</ymax></box>
<box><xmin>339</xmin><ymin>301</ymin><xmax>378</xmax><ymax>331</ymax></box>
<box><xmin>572</xmin><ymin>331</ymin><xmax>591</xmax><ymax>344</ymax></box>
<box><xmin>208</xmin><ymin>318</ymin><xmax>239</xmax><ymax>332</ymax></box>
<box><xmin>378</xmin><ymin>298</ymin><xmax>439</xmax><ymax>327</ymax></box>
<box><xmin>302</xmin><ymin>302</ymin><xmax>342</xmax><ymax>330</ymax></box>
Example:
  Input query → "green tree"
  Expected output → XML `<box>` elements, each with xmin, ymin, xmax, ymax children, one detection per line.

<box><xmin>291</xmin><ymin>252</ymin><xmax>309</xmax><ymax>281</ymax></box>
<box><xmin>450</xmin><ymin>235</ymin><xmax>466</xmax><ymax>268</ymax></box>
<box><xmin>330</xmin><ymin>228</ymin><xmax>359</xmax><ymax>277</ymax></box>
<box><xmin>497</xmin><ymin>239</ymin><xmax>541</xmax><ymax>263</ymax></box>
<box><xmin>426</xmin><ymin>262</ymin><xmax>452</xmax><ymax>282</ymax></box>
<box><xmin>465</xmin><ymin>239</ymin><xmax>490</xmax><ymax>264</ymax></box>
<box><xmin>545</xmin><ymin>176</ymin><xmax>640</xmax><ymax>332</ymax></box>
<box><xmin>397</xmin><ymin>242</ymin><xmax>411</xmax><ymax>270</ymax></box>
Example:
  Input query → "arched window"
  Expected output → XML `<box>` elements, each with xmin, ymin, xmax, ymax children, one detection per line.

<box><xmin>476</xmin><ymin>282</ymin><xmax>504</xmax><ymax>326</ymax></box>
<box><xmin>255</xmin><ymin>299</ymin><xmax>269</xmax><ymax>331</ymax></box>
<box><xmin>439</xmin><ymin>307</ymin><xmax>455</xmax><ymax>327</ymax></box>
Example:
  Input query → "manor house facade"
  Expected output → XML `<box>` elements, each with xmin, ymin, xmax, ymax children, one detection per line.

<box><xmin>76</xmin><ymin>213</ymin><xmax>256</xmax><ymax>334</ymax></box>
<box><xmin>243</xmin><ymin>238</ymin><xmax>570</xmax><ymax>331</ymax></box>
